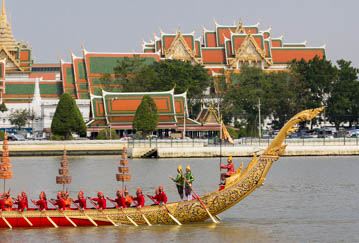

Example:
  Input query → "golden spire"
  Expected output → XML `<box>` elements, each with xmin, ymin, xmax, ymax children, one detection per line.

<box><xmin>0</xmin><ymin>0</ymin><xmax>17</xmax><ymax>51</ymax></box>
<box><xmin>2</xmin><ymin>0</ymin><xmax>6</xmax><ymax>16</ymax></box>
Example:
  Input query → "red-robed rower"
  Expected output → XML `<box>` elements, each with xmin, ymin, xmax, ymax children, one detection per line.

<box><xmin>90</xmin><ymin>192</ymin><xmax>107</xmax><ymax>210</ymax></box>
<box><xmin>73</xmin><ymin>191</ymin><xmax>87</xmax><ymax>210</ymax></box>
<box><xmin>150</xmin><ymin>186</ymin><xmax>168</xmax><ymax>205</ymax></box>
<box><xmin>50</xmin><ymin>192</ymin><xmax>66</xmax><ymax>211</ymax></box>
<box><xmin>3</xmin><ymin>192</ymin><xmax>13</xmax><ymax>211</ymax></box>
<box><xmin>107</xmin><ymin>190</ymin><xmax>127</xmax><ymax>208</ymax></box>
<box><xmin>21</xmin><ymin>191</ymin><xmax>29</xmax><ymax>210</ymax></box>
<box><xmin>133</xmin><ymin>187</ymin><xmax>145</xmax><ymax>208</ymax></box>
<box><xmin>220</xmin><ymin>155</ymin><xmax>235</xmax><ymax>182</ymax></box>
<box><xmin>64</xmin><ymin>191</ymin><xmax>73</xmax><ymax>209</ymax></box>
<box><xmin>14</xmin><ymin>193</ymin><xmax>28</xmax><ymax>212</ymax></box>
<box><xmin>0</xmin><ymin>193</ymin><xmax>5</xmax><ymax>211</ymax></box>
<box><xmin>32</xmin><ymin>191</ymin><xmax>48</xmax><ymax>211</ymax></box>
<box><xmin>124</xmin><ymin>188</ymin><xmax>133</xmax><ymax>207</ymax></box>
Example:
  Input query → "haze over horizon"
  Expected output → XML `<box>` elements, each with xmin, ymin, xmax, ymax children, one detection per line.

<box><xmin>7</xmin><ymin>0</ymin><xmax>359</xmax><ymax>67</ymax></box>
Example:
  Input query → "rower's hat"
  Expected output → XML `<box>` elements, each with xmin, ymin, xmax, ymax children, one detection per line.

<box><xmin>186</xmin><ymin>165</ymin><xmax>191</xmax><ymax>171</ymax></box>
<box><xmin>177</xmin><ymin>165</ymin><xmax>183</xmax><ymax>171</ymax></box>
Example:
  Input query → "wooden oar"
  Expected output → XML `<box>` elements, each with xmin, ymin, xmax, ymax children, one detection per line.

<box><xmin>1</xmin><ymin>213</ymin><xmax>12</xmax><ymax>229</ymax></box>
<box><xmin>31</xmin><ymin>200</ymin><xmax>58</xmax><ymax>228</ymax></box>
<box><xmin>72</xmin><ymin>202</ymin><xmax>98</xmax><ymax>227</ymax></box>
<box><xmin>184</xmin><ymin>178</ymin><xmax>219</xmax><ymax>224</ymax></box>
<box><xmin>12</xmin><ymin>197</ymin><xmax>33</xmax><ymax>226</ymax></box>
<box><xmin>88</xmin><ymin>198</ymin><xmax>118</xmax><ymax>226</ymax></box>
<box><xmin>20</xmin><ymin>212</ymin><xmax>33</xmax><ymax>226</ymax></box>
<box><xmin>137</xmin><ymin>208</ymin><xmax>151</xmax><ymax>226</ymax></box>
<box><xmin>42</xmin><ymin>211</ymin><xmax>58</xmax><ymax>228</ymax></box>
<box><xmin>146</xmin><ymin>195</ymin><xmax>181</xmax><ymax>226</ymax></box>
<box><xmin>164</xmin><ymin>204</ymin><xmax>182</xmax><ymax>226</ymax></box>
<box><xmin>49</xmin><ymin>200</ymin><xmax>77</xmax><ymax>227</ymax></box>
<box><xmin>107</xmin><ymin>199</ymin><xmax>138</xmax><ymax>226</ymax></box>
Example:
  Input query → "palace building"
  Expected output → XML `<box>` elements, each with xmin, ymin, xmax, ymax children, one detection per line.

<box><xmin>0</xmin><ymin>0</ymin><xmax>326</xmax><ymax>137</ymax></box>
<box><xmin>143</xmin><ymin>21</ymin><xmax>325</xmax><ymax>74</ymax></box>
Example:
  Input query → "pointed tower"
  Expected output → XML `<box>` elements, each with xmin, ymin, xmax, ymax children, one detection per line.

<box><xmin>56</xmin><ymin>149</ymin><xmax>72</xmax><ymax>191</ymax></box>
<box><xmin>116</xmin><ymin>147</ymin><xmax>131</xmax><ymax>190</ymax></box>
<box><xmin>31</xmin><ymin>78</ymin><xmax>43</xmax><ymax>133</ymax></box>
<box><xmin>0</xmin><ymin>132</ymin><xmax>12</xmax><ymax>192</ymax></box>
<box><xmin>0</xmin><ymin>0</ymin><xmax>17</xmax><ymax>51</ymax></box>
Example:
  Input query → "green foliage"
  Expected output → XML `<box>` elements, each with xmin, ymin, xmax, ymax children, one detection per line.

<box><xmin>226</xmin><ymin>127</ymin><xmax>239</xmax><ymax>139</ymax></box>
<box><xmin>0</xmin><ymin>103</ymin><xmax>8</xmax><ymax>113</ymax></box>
<box><xmin>133</xmin><ymin>95</ymin><xmax>159</xmax><ymax>137</ymax></box>
<box><xmin>326</xmin><ymin>60</ymin><xmax>359</xmax><ymax>128</ymax></box>
<box><xmin>96</xmin><ymin>128</ymin><xmax>119</xmax><ymax>140</ymax></box>
<box><xmin>0</xmin><ymin>131</ymin><xmax>4</xmax><ymax>140</ymax></box>
<box><xmin>51</xmin><ymin>134</ymin><xmax>68</xmax><ymax>141</ymax></box>
<box><xmin>9</xmin><ymin>109</ymin><xmax>31</xmax><ymax>129</ymax></box>
<box><xmin>150</xmin><ymin>60</ymin><xmax>211</xmax><ymax>102</ymax></box>
<box><xmin>99</xmin><ymin>58</ymin><xmax>211</xmax><ymax>118</ymax></box>
<box><xmin>290</xmin><ymin>56</ymin><xmax>337</xmax><ymax>109</ymax></box>
<box><xmin>51</xmin><ymin>93</ymin><xmax>87</xmax><ymax>140</ymax></box>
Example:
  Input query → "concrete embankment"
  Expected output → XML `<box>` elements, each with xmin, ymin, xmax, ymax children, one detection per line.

<box><xmin>3</xmin><ymin>140</ymin><xmax>359</xmax><ymax>157</ymax></box>
<box><xmin>139</xmin><ymin>145</ymin><xmax>359</xmax><ymax>158</ymax></box>
<box><xmin>6</xmin><ymin>141</ymin><xmax>127</xmax><ymax>156</ymax></box>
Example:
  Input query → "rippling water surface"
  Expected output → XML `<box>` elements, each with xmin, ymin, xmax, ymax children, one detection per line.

<box><xmin>1</xmin><ymin>156</ymin><xmax>359</xmax><ymax>242</ymax></box>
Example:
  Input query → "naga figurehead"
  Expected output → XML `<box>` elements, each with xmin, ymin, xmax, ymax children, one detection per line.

<box><xmin>264</xmin><ymin>107</ymin><xmax>324</xmax><ymax>156</ymax></box>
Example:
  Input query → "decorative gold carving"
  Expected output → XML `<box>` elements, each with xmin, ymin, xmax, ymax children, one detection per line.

<box><xmin>229</xmin><ymin>34</ymin><xmax>271</xmax><ymax>68</ymax></box>
<box><xmin>164</xmin><ymin>32</ymin><xmax>200</xmax><ymax>64</ymax></box>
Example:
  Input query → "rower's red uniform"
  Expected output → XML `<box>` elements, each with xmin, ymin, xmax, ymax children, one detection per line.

<box><xmin>134</xmin><ymin>188</ymin><xmax>145</xmax><ymax>208</ymax></box>
<box><xmin>91</xmin><ymin>192</ymin><xmax>107</xmax><ymax>209</ymax></box>
<box><xmin>221</xmin><ymin>157</ymin><xmax>235</xmax><ymax>176</ymax></box>
<box><xmin>108</xmin><ymin>190</ymin><xmax>127</xmax><ymax>208</ymax></box>
<box><xmin>3</xmin><ymin>193</ymin><xmax>13</xmax><ymax>211</ymax></box>
<box><xmin>74</xmin><ymin>191</ymin><xmax>87</xmax><ymax>209</ymax></box>
<box><xmin>15</xmin><ymin>194</ymin><xmax>27</xmax><ymax>212</ymax></box>
<box><xmin>35</xmin><ymin>199</ymin><xmax>48</xmax><ymax>211</ymax></box>
<box><xmin>152</xmin><ymin>186</ymin><xmax>168</xmax><ymax>205</ymax></box>
<box><xmin>0</xmin><ymin>195</ymin><xmax>5</xmax><ymax>211</ymax></box>
<box><xmin>21</xmin><ymin>192</ymin><xmax>29</xmax><ymax>210</ymax></box>
<box><xmin>55</xmin><ymin>198</ymin><xmax>66</xmax><ymax>210</ymax></box>
<box><xmin>34</xmin><ymin>191</ymin><xmax>48</xmax><ymax>211</ymax></box>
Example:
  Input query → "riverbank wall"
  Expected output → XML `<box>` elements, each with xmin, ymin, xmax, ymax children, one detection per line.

<box><xmin>3</xmin><ymin>140</ymin><xmax>359</xmax><ymax>157</ymax></box>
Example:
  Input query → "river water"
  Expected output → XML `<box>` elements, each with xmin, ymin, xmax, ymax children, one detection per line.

<box><xmin>1</xmin><ymin>156</ymin><xmax>359</xmax><ymax>242</ymax></box>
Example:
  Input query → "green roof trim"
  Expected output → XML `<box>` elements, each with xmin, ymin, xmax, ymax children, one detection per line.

<box><xmin>5</xmin><ymin>83</ymin><xmax>63</xmax><ymax>95</ymax></box>
<box><xmin>89</xmin><ymin>56</ymin><xmax>157</xmax><ymax>74</ymax></box>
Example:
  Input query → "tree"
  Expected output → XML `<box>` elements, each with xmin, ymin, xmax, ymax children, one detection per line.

<box><xmin>290</xmin><ymin>56</ymin><xmax>337</xmax><ymax>109</ymax></box>
<box><xmin>9</xmin><ymin>109</ymin><xmax>31</xmax><ymax>129</ymax></box>
<box><xmin>149</xmin><ymin>60</ymin><xmax>211</xmax><ymax>102</ymax></box>
<box><xmin>111</xmin><ymin>59</ymin><xmax>211</xmax><ymax>117</ymax></box>
<box><xmin>223</xmin><ymin>65</ymin><xmax>271</xmax><ymax>136</ymax></box>
<box><xmin>133</xmin><ymin>95</ymin><xmax>159</xmax><ymax>137</ymax></box>
<box><xmin>51</xmin><ymin>93</ymin><xmax>87</xmax><ymax>139</ymax></box>
<box><xmin>327</xmin><ymin>60</ymin><xmax>359</xmax><ymax>129</ymax></box>
<box><xmin>0</xmin><ymin>103</ymin><xmax>7</xmax><ymax>113</ymax></box>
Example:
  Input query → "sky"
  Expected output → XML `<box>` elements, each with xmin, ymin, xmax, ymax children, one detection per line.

<box><xmin>7</xmin><ymin>0</ymin><xmax>359</xmax><ymax>67</ymax></box>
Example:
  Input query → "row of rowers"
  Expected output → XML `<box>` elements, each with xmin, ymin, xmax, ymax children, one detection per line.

<box><xmin>0</xmin><ymin>186</ymin><xmax>168</xmax><ymax>212</ymax></box>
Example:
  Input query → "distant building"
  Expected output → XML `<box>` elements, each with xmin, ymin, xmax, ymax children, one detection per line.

<box><xmin>143</xmin><ymin>21</ymin><xmax>325</xmax><ymax>74</ymax></box>
<box><xmin>87</xmin><ymin>89</ymin><xmax>220</xmax><ymax>138</ymax></box>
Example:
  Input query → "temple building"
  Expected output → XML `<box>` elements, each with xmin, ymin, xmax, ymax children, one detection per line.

<box><xmin>87</xmin><ymin>89</ymin><xmax>220</xmax><ymax>137</ymax></box>
<box><xmin>142</xmin><ymin>21</ymin><xmax>325</xmax><ymax>74</ymax></box>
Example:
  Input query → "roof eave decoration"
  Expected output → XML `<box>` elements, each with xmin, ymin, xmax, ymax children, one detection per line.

<box><xmin>0</xmin><ymin>46</ymin><xmax>24</xmax><ymax>72</ymax></box>
<box><xmin>164</xmin><ymin>31</ymin><xmax>201</xmax><ymax>64</ymax></box>
<box><xmin>229</xmin><ymin>34</ymin><xmax>271</xmax><ymax>67</ymax></box>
